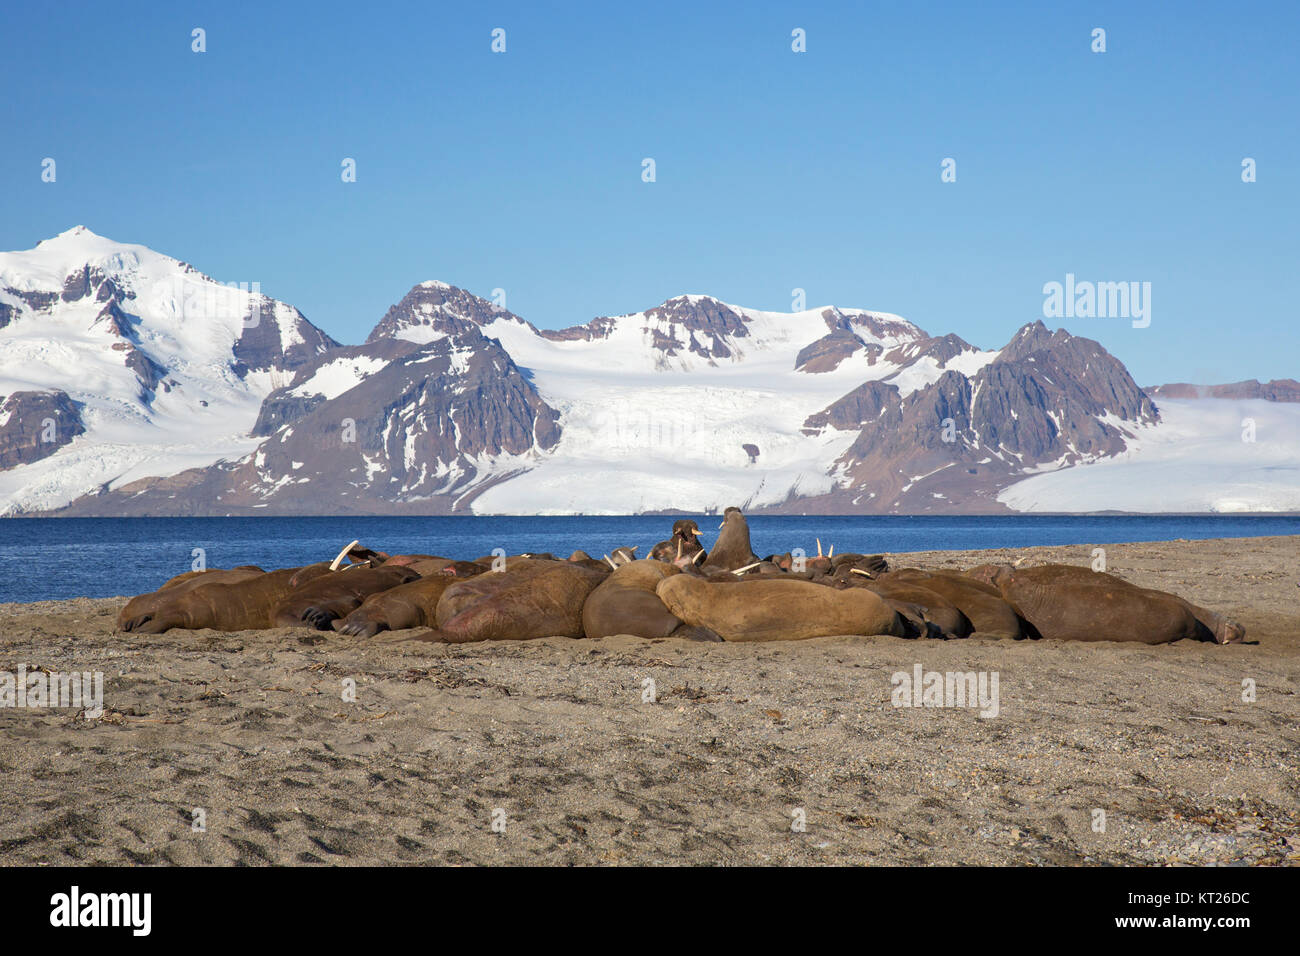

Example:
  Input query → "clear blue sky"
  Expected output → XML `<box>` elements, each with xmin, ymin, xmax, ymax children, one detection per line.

<box><xmin>3</xmin><ymin>0</ymin><xmax>1296</xmax><ymax>385</ymax></box>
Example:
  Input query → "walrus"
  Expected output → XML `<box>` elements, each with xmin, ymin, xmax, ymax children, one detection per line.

<box><xmin>273</xmin><ymin>565</ymin><xmax>421</xmax><ymax>630</ymax></box>
<box><xmin>151</xmin><ymin>565</ymin><xmax>265</xmax><ymax>591</ymax></box>
<box><xmin>117</xmin><ymin>567</ymin><xmax>268</xmax><ymax>631</ymax></box>
<box><xmin>570</xmin><ymin>556</ymin><xmax>617</xmax><ymax>573</ymax></box>
<box><xmin>377</xmin><ymin>553</ymin><xmax>445</xmax><ymax>568</ymax></box>
<box><xmin>333</xmin><ymin>571</ymin><xmax>471</xmax><ymax>637</ymax></box>
<box><xmin>700</xmin><ymin>507</ymin><xmax>759</xmax><ymax>572</ymax></box>
<box><xmin>582</xmin><ymin>559</ymin><xmax>720</xmax><ymax>641</ymax></box>
<box><xmin>879</xmin><ymin>568</ymin><xmax>1025</xmax><ymax>639</ymax></box>
<box><xmin>851</xmin><ymin>578</ymin><xmax>973</xmax><ymax>638</ymax></box>
<box><xmin>406</xmin><ymin>557</ymin><xmax>489</xmax><ymax>577</ymax></box>
<box><xmin>611</xmin><ymin>546</ymin><xmax>639</xmax><ymax>565</ymax></box>
<box><xmin>650</xmin><ymin>520</ymin><xmax>707</xmax><ymax>563</ymax></box>
<box><xmin>656</xmin><ymin>574</ymin><xmax>904</xmax><ymax>642</ymax></box>
<box><xmin>863</xmin><ymin>597</ymin><xmax>946</xmax><ymax>640</ymax></box>
<box><xmin>155</xmin><ymin>570</ymin><xmax>211</xmax><ymax>591</ymax></box>
<box><xmin>470</xmin><ymin>552</ymin><xmax>556</xmax><ymax>569</ymax></box>
<box><xmin>118</xmin><ymin>564</ymin><xmax>335</xmax><ymax>633</ymax></box>
<box><xmin>471</xmin><ymin>551</ymin><xmax>561</xmax><ymax>565</ymax></box>
<box><xmin>412</xmin><ymin>560</ymin><xmax>605</xmax><ymax>643</ymax></box>
<box><xmin>968</xmin><ymin>564</ymin><xmax>1245</xmax><ymax>644</ymax></box>
<box><xmin>832</xmin><ymin>553</ymin><xmax>890</xmax><ymax>575</ymax></box>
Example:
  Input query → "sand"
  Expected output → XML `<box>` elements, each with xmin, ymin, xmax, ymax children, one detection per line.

<box><xmin>1</xmin><ymin>535</ymin><xmax>1297</xmax><ymax>866</ymax></box>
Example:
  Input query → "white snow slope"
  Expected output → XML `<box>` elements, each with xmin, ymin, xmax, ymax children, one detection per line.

<box><xmin>0</xmin><ymin>227</ymin><xmax>325</xmax><ymax>514</ymax></box>
<box><xmin>464</xmin><ymin>299</ymin><xmax>999</xmax><ymax>514</ymax></box>
<box><xmin>998</xmin><ymin>398</ymin><xmax>1300</xmax><ymax>513</ymax></box>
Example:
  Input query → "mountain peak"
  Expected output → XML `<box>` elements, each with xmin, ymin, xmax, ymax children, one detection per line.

<box><xmin>2</xmin><ymin>227</ymin><xmax>157</xmax><ymax>293</ymax></box>
<box><xmin>998</xmin><ymin>320</ymin><xmax>1066</xmax><ymax>360</ymax></box>
<box><xmin>1015</xmin><ymin>319</ymin><xmax>1050</xmax><ymax>338</ymax></box>
<box><xmin>34</xmin><ymin>225</ymin><xmax>115</xmax><ymax>252</ymax></box>
<box><xmin>665</xmin><ymin>293</ymin><xmax>724</xmax><ymax>306</ymax></box>
<box><xmin>366</xmin><ymin>280</ymin><xmax>523</xmax><ymax>344</ymax></box>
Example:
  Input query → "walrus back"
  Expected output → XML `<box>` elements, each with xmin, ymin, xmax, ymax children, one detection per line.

<box><xmin>657</xmin><ymin>575</ymin><xmax>903</xmax><ymax>642</ymax></box>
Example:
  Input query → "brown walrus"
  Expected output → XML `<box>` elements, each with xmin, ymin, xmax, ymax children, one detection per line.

<box><xmin>151</xmin><ymin>565</ymin><xmax>265</xmax><ymax>591</ymax></box>
<box><xmin>879</xmin><ymin>568</ymin><xmax>1025</xmax><ymax>639</ymax></box>
<box><xmin>650</xmin><ymin>520</ymin><xmax>707</xmax><ymax>564</ymax></box>
<box><xmin>332</xmin><ymin>571</ymin><xmax>471</xmax><ymax>637</ymax></box>
<box><xmin>966</xmin><ymin>563</ymin><xmax>1245</xmax><ymax>644</ymax></box>
<box><xmin>117</xmin><ymin>567</ymin><xmax>268</xmax><ymax>631</ymax></box>
<box><xmin>569</xmin><ymin>556</ymin><xmax>615</xmax><ymax>573</ymax></box>
<box><xmin>412</xmin><ymin>560</ymin><xmax>605</xmax><ymax>643</ymax></box>
<box><xmin>656</xmin><ymin>574</ymin><xmax>904</xmax><ymax>642</ymax></box>
<box><xmin>610</xmin><ymin>546</ymin><xmax>640</xmax><ymax>566</ymax></box>
<box><xmin>581</xmin><ymin>559</ymin><xmax>718</xmax><ymax>641</ymax></box>
<box><xmin>405</xmin><ymin>557</ymin><xmax>490</xmax><ymax>577</ymax></box>
<box><xmin>118</xmin><ymin>564</ymin><xmax>335</xmax><ymax>633</ymax></box>
<box><xmin>701</xmin><ymin>507</ymin><xmax>760</xmax><ymax>573</ymax></box>
<box><xmin>272</xmin><ymin>565</ymin><xmax>421</xmax><ymax>630</ymax></box>
<box><xmin>852</xmin><ymin>578</ymin><xmax>973</xmax><ymax>638</ymax></box>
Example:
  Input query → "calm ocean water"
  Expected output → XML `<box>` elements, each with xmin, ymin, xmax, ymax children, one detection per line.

<box><xmin>1</xmin><ymin>514</ymin><xmax>1297</xmax><ymax>604</ymax></box>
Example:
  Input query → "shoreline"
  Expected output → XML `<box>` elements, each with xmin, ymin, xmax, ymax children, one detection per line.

<box><xmin>2</xmin><ymin>535</ymin><xmax>1297</xmax><ymax>865</ymax></box>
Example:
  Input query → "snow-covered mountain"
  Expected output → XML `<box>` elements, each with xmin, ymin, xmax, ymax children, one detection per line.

<box><xmin>2</xmin><ymin>229</ymin><xmax>1296</xmax><ymax>515</ymax></box>
<box><xmin>998</xmin><ymin>395</ymin><xmax>1300</xmax><ymax>513</ymax></box>
<box><xmin>0</xmin><ymin>227</ymin><xmax>336</xmax><ymax>512</ymax></box>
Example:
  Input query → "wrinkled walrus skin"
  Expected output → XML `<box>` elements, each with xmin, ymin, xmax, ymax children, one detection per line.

<box><xmin>118</xmin><ymin>565</ymin><xmax>334</xmax><ymax>633</ymax></box>
<box><xmin>333</xmin><ymin>572</ymin><xmax>470</xmax><ymax>638</ymax></box>
<box><xmin>970</xmin><ymin>564</ymin><xmax>1246</xmax><ymax>644</ymax></box>
<box><xmin>152</xmin><ymin>565</ymin><xmax>265</xmax><ymax>592</ymax></box>
<box><xmin>273</xmin><ymin>565</ymin><xmax>421</xmax><ymax>630</ymax></box>
<box><xmin>656</xmin><ymin>575</ymin><xmax>904</xmax><ymax>642</ymax></box>
<box><xmin>881</xmin><ymin>569</ymin><xmax>1025</xmax><ymax>639</ymax></box>
<box><xmin>582</xmin><ymin>559</ymin><xmax>683</xmax><ymax>640</ymax></box>
<box><xmin>413</xmin><ymin>561</ymin><xmax>606</xmax><ymax>643</ymax></box>
<box><xmin>855</xmin><ymin>579</ymin><xmax>973</xmax><ymax>638</ymax></box>
<box><xmin>117</xmin><ymin>568</ymin><xmax>268</xmax><ymax>632</ymax></box>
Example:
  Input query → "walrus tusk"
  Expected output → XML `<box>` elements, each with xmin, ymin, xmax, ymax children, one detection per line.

<box><xmin>828</xmin><ymin>545</ymin><xmax>834</xmax><ymax>558</ymax></box>
<box><xmin>850</xmin><ymin>568</ymin><xmax>874</xmax><ymax>579</ymax></box>
<box><xmin>629</xmin><ymin>545</ymin><xmax>638</xmax><ymax>552</ymax></box>
<box><xmin>330</xmin><ymin>540</ymin><xmax>360</xmax><ymax>571</ymax></box>
<box><xmin>732</xmin><ymin>562</ymin><xmax>761</xmax><ymax>575</ymax></box>
<box><xmin>816</xmin><ymin>538</ymin><xmax>823</xmax><ymax>558</ymax></box>
<box><xmin>603</xmin><ymin>554</ymin><xmax>618</xmax><ymax>570</ymax></box>
<box><xmin>676</xmin><ymin>540</ymin><xmax>683</xmax><ymax>560</ymax></box>
<box><xmin>693</xmin><ymin>549</ymin><xmax>706</xmax><ymax>565</ymax></box>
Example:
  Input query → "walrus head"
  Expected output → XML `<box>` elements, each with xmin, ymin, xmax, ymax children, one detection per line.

<box><xmin>672</xmin><ymin>520</ymin><xmax>703</xmax><ymax>544</ymax></box>
<box><xmin>716</xmin><ymin>506</ymin><xmax>745</xmax><ymax>529</ymax></box>
<box><xmin>611</xmin><ymin>546</ymin><xmax>639</xmax><ymax>566</ymax></box>
<box><xmin>329</xmin><ymin>540</ymin><xmax>360</xmax><ymax>571</ymax></box>
<box><xmin>327</xmin><ymin>541</ymin><xmax>391</xmax><ymax>571</ymax></box>
<box><xmin>807</xmin><ymin>538</ymin><xmax>834</xmax><ymax>574</ymax></box>
<box><xmin>1215</xmin><ymin>618</ymin><xmax>1247</xmax><ymax>645</ymax></box>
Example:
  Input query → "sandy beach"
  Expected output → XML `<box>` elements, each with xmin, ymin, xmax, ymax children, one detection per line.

<box><xmin>1</xmin><ymin>535</ymin><xmax>1297</xmax><ymax>866</ymax></box>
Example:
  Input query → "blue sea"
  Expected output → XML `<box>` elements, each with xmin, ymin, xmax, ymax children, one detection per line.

<box><xmin>1</xmin><ymin>514</ymin><xmax>1297</xmax><ymax>604</ymax></box>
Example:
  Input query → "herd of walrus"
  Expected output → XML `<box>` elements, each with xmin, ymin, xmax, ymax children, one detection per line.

<box><xmin>117</xmin><ymin>507</ymin><xmax>1246</xmax><ymax>646</ymax></box>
